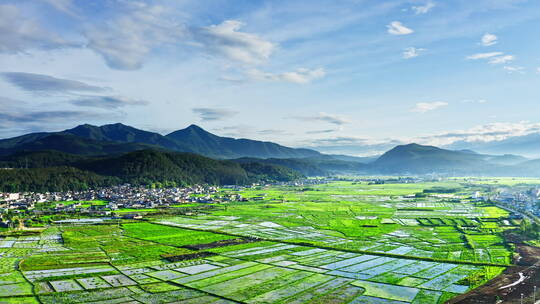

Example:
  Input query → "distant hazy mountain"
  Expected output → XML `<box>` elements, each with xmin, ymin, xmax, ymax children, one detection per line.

<box><xmin>369</xmin><ymin>143</ymin><xmax>492</xmax><ymax>174</ymax></box>
<box><xmin>482</xmin><ymin>154</ymin><xmax>528</xmax><ymax>166</ymax></box>
<box><xmin>446</xmin><ymin>132</ymin><xmax>540</xmax><ymax>158</ymax></box>
<box><xmin>364</xmin><ymin>143</ymin><xmax>540</xmax><ymax>176</ymax></box>
<box><xmin>232</xmin><ymin>156</ymin><xmax>368</xmax><ymax>176</ymax></box>
<box><xmin>0</xmin><ymin>123</ymin><xmax>322</xmax><ymax>159</ymax></box>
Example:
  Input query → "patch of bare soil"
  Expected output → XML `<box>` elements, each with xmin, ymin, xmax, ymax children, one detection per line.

<box><xmin>448</xmin><ymin>232</ymin><xmax>540</xmax><ymax>304</ymax></box>
<box><xmin>162</xmin><ymin>251</ymin><xmax>217</xmax><ymax>262</ymax></box>
<box><xmin>181</xmin><ymin>237</ymin><xmax>257</xmax><ymax>250</ymax></box>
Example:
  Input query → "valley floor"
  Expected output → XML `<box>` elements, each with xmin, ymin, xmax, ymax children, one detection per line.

<box><xmin>0</xmin><ymin>178</ymin><xmax>537</xmax><ymax>303</ymax></box>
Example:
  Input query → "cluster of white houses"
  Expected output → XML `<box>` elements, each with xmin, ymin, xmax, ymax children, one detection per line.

<box><xmin>0</xmin><ymin>184</ymin><xmax>244</xmax><ymax>215</ymax></box>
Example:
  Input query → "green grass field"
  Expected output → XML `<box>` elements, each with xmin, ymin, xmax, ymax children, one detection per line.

<box><xmin>0</xmin><ymin>178</ymin><xmax>533</xmax><ymax>303</ymax></box>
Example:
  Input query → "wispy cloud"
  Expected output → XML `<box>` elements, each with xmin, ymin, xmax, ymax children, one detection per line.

<box><xmin>412</xmin><ymin>1</ymin><xmax>436</xmax><ymax>14</ymax></box>
<box><xmin>403</xmin><ymin>47</ymin><xmax>425</xmax><ymax>59</ymax></box>
<box><xmin>257</xmin><ymin>129</ymin><xmax>287</xmax><ymax>135</ymax></box>
<box><xmin>306</xmin><ymin>129</ymin><xmax>337</xmax><ymax>134</ymax></box>
<box><xmin>503</xmin><ymin>66</ymin><xmax>524</xmax><ymax>73</ymax></box>
<box><xmin>293</xmin><ymin>112</ymin><xmax>351</xmax><ymax>126</ymax></box>
<box><xmin>70</xmin><ymin>96</ymin><xmax>148</xmax><ymax>109</ymax></box>
<box><xmin>466</xmin><ymin>52</ymin><xmax>503</xmax><ymax>60</ymax></box>
<box><xmin>211</xmin><ymin>124</ymin><xmax>252</xmax><ymax>137</ymax></box>
<box><xmin>248</xmin><ymin>68</ymin><xmax>325</xmax><ymax>84</ymax></box>
<box><xmin>481</xmin><ymin>33</ymin><xmax>498</xmax><ymax>46</ymax></box>
<box><xmin>192</xmin><ymin>107</ymin><xmax>238</xmax><ymax>121</ymax></box>
<box><xmin>0</xmin><ymin>4</ymin><xmax>74</xmax><ymax>53</ymax></box>
<box><xmin>466</xmin><ymin>52</ymin><xmax>514</xmax><ymax>65</ymax></box>
<box><xmin>489</xmin><ymin>55</ymin><xmax>514</xmax><ymax>64</ymax></box>
<box><xmin>412</xmin><ymin>101</ymin><xmax>448</xmax><ymax>113</ymax></box>
<box><xmin>309</xmin><ymin>136</ymin><xmax>367</xmax><ymax>145</ymax></box>
<box><xmin>85</xmin><ymin>2</ymin><xmax>184</xmax><ymax>70</ymax></box>
<box><xmin>421</xmin><ymin>121</ymin><xmax>540</xmax><ymax>146</ymax></box>
<box><xmin>462</xmin><ymin>99</ymin><xmax>487</xmax><ymax>104</ymax></box>
<box><xmin>1</xmin><ymin>72</ymin><xmax>106</xmax><ymax>95</ymax></box>
<box><xmin>387</xmin><ymin>21</ymin><xmax>414</xmax><ymax>35</ymax></box>
<box><xmin>194</xmin><ymin>20</ymin><xmax>275</xmax><ymax>65</ymax></box>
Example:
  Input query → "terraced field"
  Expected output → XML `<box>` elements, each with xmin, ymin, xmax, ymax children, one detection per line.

<box><xmin>0</xmin><ymin>180</ymin><xmax>517</xmax><ymax>303</ymax></box>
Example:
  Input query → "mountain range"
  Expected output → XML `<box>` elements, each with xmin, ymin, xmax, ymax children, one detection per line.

<box><xmin>2</xmin><ymin>123</ymin><xmax>540</xmax><ymax>189</ymax></box>
<box><xmin>0</xmin><ymin>123</ymin><xmax>322</xmax><ymax>159</ymax></box>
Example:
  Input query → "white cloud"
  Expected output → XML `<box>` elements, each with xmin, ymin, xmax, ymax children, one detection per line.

<box><xmin>489</xmin><ymin>55</ymin><xmax>514</xmax><ymax>64</ymax></box>
<box><xmin>462</xmin><ymin>99</ymin><xmax>487</xmax><ymax>104</ymax></box>
<box><xmin>423</xmin><ymin>121</ymin><xmax>540</xmax><ymax>146</ymax></box>
<box><xmin>466</xmin><ymin>52</ymin><xmax>514</xmax><ymax>65</ymax></box>
<box><xmin>412</xmin><ymin>101</ymin><xmax>448</xmax><ymax>113</ymax></box>
<box><xmin>481</xmin><ymin>33</ymin><xmax>498</xmax><ymax>46</ymax></box>
<box><xmin>85</xmin><ymin>2</ymin><xmax>184</xmax><ymax>70</ymax></box>
<box><xmin>248</xmin><ymin>68</ymin><xmax>325</xmax><ymax>84</ymax></box>
<box><xmin>0</xmin><ymin>4</ymin><xmax>73</xmax><ymax>53</ymax></box>
<box><xmin>466</xmin><ymin>52</ymin><xmax>503</xmax><ymax>60</ymax></box>
<box><xmin>211</xmin><ymin>124</ymin><xmax>252</xmax><ymax>137</ymax></box>
<box><xmin>537</xmin><ymin>67</ymin><xmax>540</xmax><ymax>73</ymax></box>
<box><xmin>412</xmin><ymin>1</ymin><xmax>436</xmax><ymax>14</ymax></box>
<box><xmin>194</xmin><ymin>20</ymin><xmax>276</xmax><ymax>65</ymax></box>
<box><xmin>293</xmin><ymin>112</ymin><xmax>351</xmax><ymax>126</ymax></box>
<box><xmin>503</xmin><ymin>66</ymin><xmax>524</xmax><ymax>73</ymax></box>
<box><xmin>387</xmin><ymin>21</ymin><xmax>414</xmax><ymax>35</ymax></box>
<box><xmin>192</xmin><ymin>108</ymin><xmax>238</xmax><ymax>121</ymax></box>
<box><xmin>403</xmin><ymin>47</ymin><xmax>425</xmax><ymax>59</ymax></box>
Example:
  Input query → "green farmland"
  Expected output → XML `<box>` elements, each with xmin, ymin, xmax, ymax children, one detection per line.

<box><xmin>0</xmin><ymin>179</ymin><xmax>524</xmax><ymax>303</ymax></box>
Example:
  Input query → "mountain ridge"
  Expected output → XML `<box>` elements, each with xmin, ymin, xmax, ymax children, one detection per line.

<box><xmin>0</xmin><ymin>123</ymin><xmax>322</xmax><ymax>159</ymax></box>
<box><xmin>2</xmin><ymin>125</ymin><xmax>539</xmax><ymax>177</ymax></box>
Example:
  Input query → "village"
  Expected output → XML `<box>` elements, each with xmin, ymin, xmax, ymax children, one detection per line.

<box><xmin>490</xmin><ymin>186</ymin><xmax>540</xmax><ymax>219</ymax></box>
<box><xmin>0</xmin><ymin>178</ymin><xmax>329</xmax><ymax>227</ymax></box>
<box><xmin>0</xmin><ymin>184</ymin><xmax>241</xmax><ymax>224</ymax></box>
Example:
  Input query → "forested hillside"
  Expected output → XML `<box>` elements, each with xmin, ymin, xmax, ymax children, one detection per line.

<box><xmin>0</xmin><ymin>150</ymin><xmax>303</xmax><ymax>192</ymax></box>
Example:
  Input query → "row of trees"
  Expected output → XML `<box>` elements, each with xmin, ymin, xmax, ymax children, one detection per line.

<box><xmin>519</xmin><ymin>217</ymin><xmax>540</xmax><ymax>239</ymax></box>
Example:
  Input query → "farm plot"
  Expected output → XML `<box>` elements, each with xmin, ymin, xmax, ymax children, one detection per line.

<box><xmin>23</xmin><ymin>265</ymin><xmax>118</xmax><ymax>282</ymax></box>
<box><xmin>0</xmin><ymin>282</ymin><xmax>34</xmax><ymax>296</ymax></box>
<box><xmin>101</xmin><ymin>274</ymin><xmax>137</xmax><ymax>287</ymax></box>
<box><xmin>245</xmin><ymin>273</ymin><xmax>333</xmax><ymax>303</ymax></box>
<box><xmin>49</xmin><ymin>279</ymin><xmax>83</xmax><ymax>292</ymax></box>
<box><xmin>419</xmin><ymin>267</ymin><xmax>476</xmax><ymax>290</ymax></box>
<box><xmin>123</xmin><ymin>222</ymin><xmax>236</xmax><ymax>247</ymax></box>
<box><xmin>351</xmin><ymin>280</ymin><xmax>419</xmax><ymax>302</ymax></box>
<box><xmin>76</xmin><ymin>277</ymin><xmax>112</xmax><ymax>289</ymax></box>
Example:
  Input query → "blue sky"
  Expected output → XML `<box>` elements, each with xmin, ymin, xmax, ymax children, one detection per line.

<box><xmin>1</xmin><ymin>0</ymin><xmax>539</xmax><ymax>155</ymax></box>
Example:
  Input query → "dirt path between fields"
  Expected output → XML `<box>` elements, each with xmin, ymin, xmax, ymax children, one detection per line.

<box><xmin>448</xmin><ymin>233</ymin><xmax>540</xmax><ymax>304</ymax></box>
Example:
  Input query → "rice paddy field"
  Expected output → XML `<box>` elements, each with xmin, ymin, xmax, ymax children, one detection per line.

<box><xmin>0</xmin><ymin>179</ymin><xmax>521</xmax><ymax>303</ymax></box>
